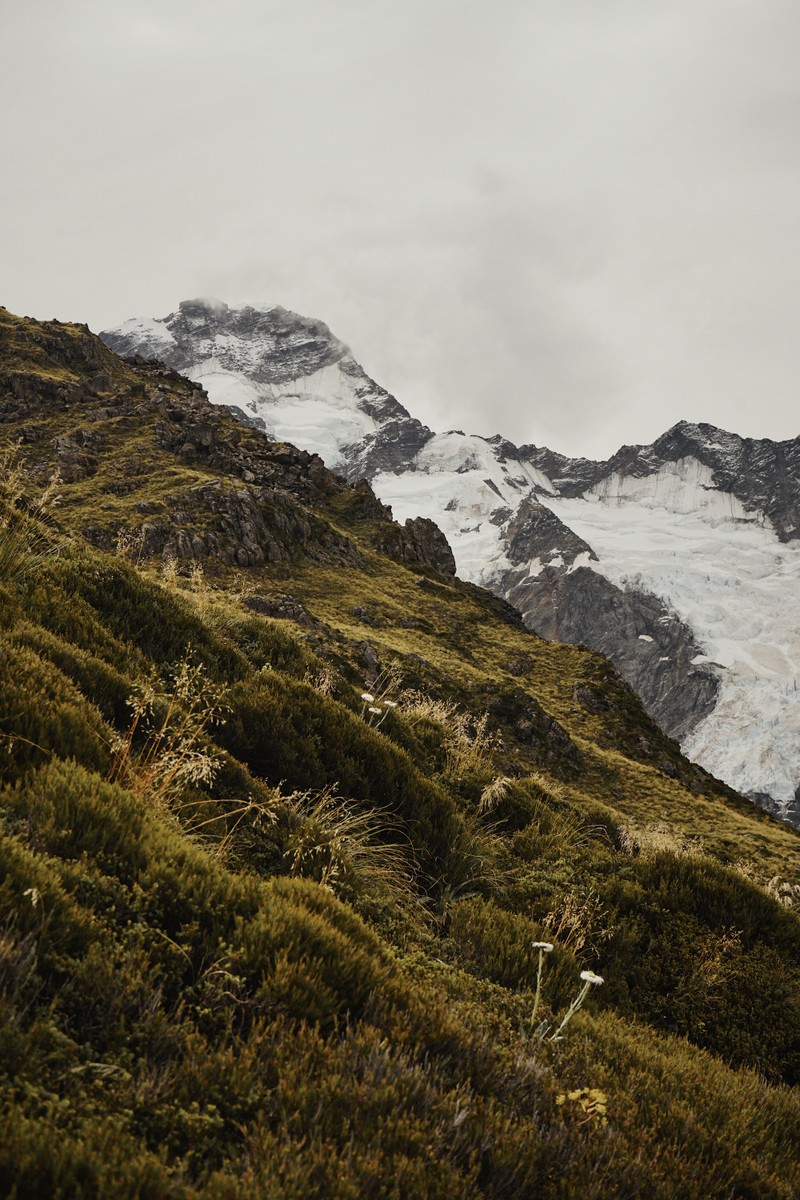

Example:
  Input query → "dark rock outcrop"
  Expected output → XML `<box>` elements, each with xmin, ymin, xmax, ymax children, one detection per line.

<box><xmin>504</xmin><ymin>497</ymin><xmax>597</xmax><ymax>569</ymax></box>
<box><xmin>487</xmin><ymin>687</ymin><xmax>583</xmax><ymax>778</ymax></box>
<box><xmin>374</xmin><ymin>516</ymin><xmax>456</xmax><ymax>577</ymax></box>
<box><xmin>503</xmin><ymin>564</ymin><xmax>720</xmax><ymax>742</ymax></box>
<box><xmin>243</xmin><ymin>593</ymin><xmax>317</xmax><ymax>626</ymax></box>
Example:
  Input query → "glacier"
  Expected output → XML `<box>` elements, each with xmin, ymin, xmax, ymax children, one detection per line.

<box><xmin>546</xmin><ymin>461</ymin><xmax>800</xmax><ymax>810</ymax></box>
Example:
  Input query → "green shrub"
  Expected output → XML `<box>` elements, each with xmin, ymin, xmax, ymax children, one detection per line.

<box><xmin>0</xmin><ymin>581</ymin><xmax>22</xmax><ymax>633</ymax></box>
<box><xmin>0</xmin><ymin>445</ymin><xmax>61</xmax><ymax>592</ymax></box>
<box><xmin>0</xmin><ymin>827</ymin><xmax>95</xmax><ymax>1007</ymax></box>
<box><xmin>47</xmin><ymin>556</ymin><xmax>246</xmax><ymax>680</ymax></box>
<box><xmin>9</xmin><ymin>623</ymin><xmax>134</xmax><ymax>727</ymax></box>
<box><xmin>3</xmin><ymin>760</ymin><xmax>149</xmax><ymax>879</ymax></box>
<box><xmin>559</xmin><ymin>1010</ymin><xmax>800</xmax><ymax>1199</ymax></box>
<box><xmin>134</xmin><ymin>833</ymin><xmax>259</xmax><ymax>962</ymax></box>
<box><xmin>20</xmin><ymin>563</ymin><xmax>143</xmax><ymax>675</ymax></box>
<box><xmin>230</xmin><ymin>877</ymin><xmax>393</xmax><ymax>1026</ymax></box>
<box><xmin>281</xmin><ymin>788</ymin><xmax>418</xmax><ymax>910</ymax></box>
<box><xmin>0</xmin><ymin>646</ymin><xmax>111</xmax><ymax>781</ymax></box>
<box><xmin>0</xmin><ymin>1108</ymin><xmax>187</xmax><ymax>1200</ymax></box>
<box><xmin>509</xmin><ymin>777</ymin><xmax>606</xmax><ymax>863</ymax></box>
<box><xmin>448</xmin><ymin>896</ymin><xmax>579</xmax><ymax>1011</ymax></box>
<box><xmin>218</xmin><ymin>612</ymin><xmax>316</xmax><ymax>676</ymax></box>
<box><xmin>601</xmin><ymin>852</ymin><xmax>800</xmax><ymax>1079</ymax></box>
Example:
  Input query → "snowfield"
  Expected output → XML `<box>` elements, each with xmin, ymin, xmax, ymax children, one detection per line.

<box><xmin>374</xmin><ymin>433</ymin><xmax>551</xmax><ymax>586</ymax></box>
<box><xmin>188</xmin><ymin>359</ymin><xmax>378</xmax><ymax>468</ymax></box>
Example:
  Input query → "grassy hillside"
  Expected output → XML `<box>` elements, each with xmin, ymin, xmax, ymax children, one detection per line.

<box><xmin>1</xmin><ymin>305</ymin><xmax>800</xmax><ymax>1198</ymax></box>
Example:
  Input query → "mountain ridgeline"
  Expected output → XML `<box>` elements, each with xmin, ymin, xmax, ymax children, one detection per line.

<box><xmin>104</xmin><ymin>299</ymin><xmax>800</xmax><ymax>825</ymax></box>
<box><xmin>2</xmin><ymin>303</ymin><xmax>800</xmax><ymax>1197</ymax></box>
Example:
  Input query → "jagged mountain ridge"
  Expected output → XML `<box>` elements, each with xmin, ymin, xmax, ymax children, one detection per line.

<box><xmin>520</xmin><ymin>421</ymin><xmax>800</xmax><ymax>541</ymax></box>
<box><xmin>102</xmin><ymin>300</ymin><xmax>800</xmax><ymax>822</ymax></box>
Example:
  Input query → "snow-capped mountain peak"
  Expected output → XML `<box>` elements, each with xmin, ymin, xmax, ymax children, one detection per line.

<box><xmin>103</xmin><ymin>299</ymin><xmax>432</xmax><ymax>473</ymax></box>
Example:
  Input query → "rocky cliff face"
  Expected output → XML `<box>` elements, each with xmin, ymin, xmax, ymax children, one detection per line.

<box><xmin>102</xmin><ymin>301</ymin><xmax>800</xmax><ymax>823</ymax></box>
<box><xmin>506</xmin><ymin>565</ymin><xmax>720</xmax><ymax>742</ymax></box>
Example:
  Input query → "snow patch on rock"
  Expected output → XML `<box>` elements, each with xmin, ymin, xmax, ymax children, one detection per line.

<box><xmin>374</xmin><ymin>433</ymin><xmax>550</xmax><ymax>586</ymax></box>
<box><xmin>111</xmin><ymin>316</ymin><xmax>178</xmax><ymax>359</ymax></box>
<box><xmin>188</xmin><ymin>358</ymin><xmax>377</xmax><ymax>467</ymax></box>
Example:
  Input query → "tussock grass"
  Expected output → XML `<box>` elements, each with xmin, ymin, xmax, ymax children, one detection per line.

<box><xmin>109</xmin><ymin>658</ymin><xmax>227</xmax><ymax>810</ymax></box>
<box><xmin>0</xmin><ymin>443</ymin><xmax>61</xmax><ymax>587</ymax></box>
<box><xmin>282</xmin><ymin>786</ymin><xmax>419</xmax><ymax>912</ymax></box>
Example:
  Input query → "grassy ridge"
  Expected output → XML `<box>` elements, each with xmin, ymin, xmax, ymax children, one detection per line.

<box><xmin>1</xmin><ymin>309</ymin><xmax>800</xmax><ymax>1197</ymax></box>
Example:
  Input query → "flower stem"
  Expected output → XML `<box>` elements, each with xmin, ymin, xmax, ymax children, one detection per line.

<box><xmin>531</xmin><ymin>947</ymin><xmax>546</xmax><ymax>1031</ymax></box>
<box><xmin>549</xmin><ymin>982</ymin><xmax>591</xmax><ymax>1042</ymax></box>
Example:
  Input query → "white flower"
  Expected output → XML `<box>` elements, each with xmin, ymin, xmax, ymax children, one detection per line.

<box><xmin>23</xmin><ymin>887</ymin><xmax>40</xmax><ymax>908</ymax></box>
<box><xmin>368</xmin><ymin>706</ymin><xmax>382</xmax><ymax>715</ymax></box>
<box><xmin>360</xmin><ymin>692</ymin><xmax>375</xmax><ymax>702</ymax></box>
<box><xmin>383</xmin><ymin>700</ymin><xmax>398</xmax><ymax>708</ymax></box>
<box><xmin>532</xmin><ymin>941</ymin><xmax>554</xmax><ymax>952</ymax></box>
<box><xmin>580</xmin><ymin>970</ymin><xmax>604</xmax><ymax>986</ymax></box>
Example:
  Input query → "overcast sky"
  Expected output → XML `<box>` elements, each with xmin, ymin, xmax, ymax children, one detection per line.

<box><xmin>2</xmin><ymin>0</ymin><xmax>799</xmax><ymax>457</ymax></box>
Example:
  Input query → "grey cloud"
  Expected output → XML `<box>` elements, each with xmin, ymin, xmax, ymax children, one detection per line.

<box><xmin>1</xmin><ymin>0</ymin><xmax>799</xmax><ymax>458</ymax></box>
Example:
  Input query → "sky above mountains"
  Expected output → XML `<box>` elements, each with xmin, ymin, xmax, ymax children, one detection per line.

<box><xmin>3</xmin><ymin>0</ymin><xmax>799</xmax><ymax>458</ymax></box>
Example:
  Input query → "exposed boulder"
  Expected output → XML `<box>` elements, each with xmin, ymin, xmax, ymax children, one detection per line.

<box><xmin>487</xmin><ymin>688</ymin><xmax>583</xmax><ymax>778</ymax></box>
<box><xmin>374</xmin><ymin>516</ymin><xmax>456</xmax><ymax>577</ymax></box>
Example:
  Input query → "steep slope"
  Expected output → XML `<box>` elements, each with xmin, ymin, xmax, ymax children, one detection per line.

<box><xmin>3</xmin><ymin>305</ymin><xmax>800</xmax><ymax>1198</ymax></box>
<box><xmin>103</xmin><ymin>302</ymin><xmax>800</xmax><ymax>822</ymax></box>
